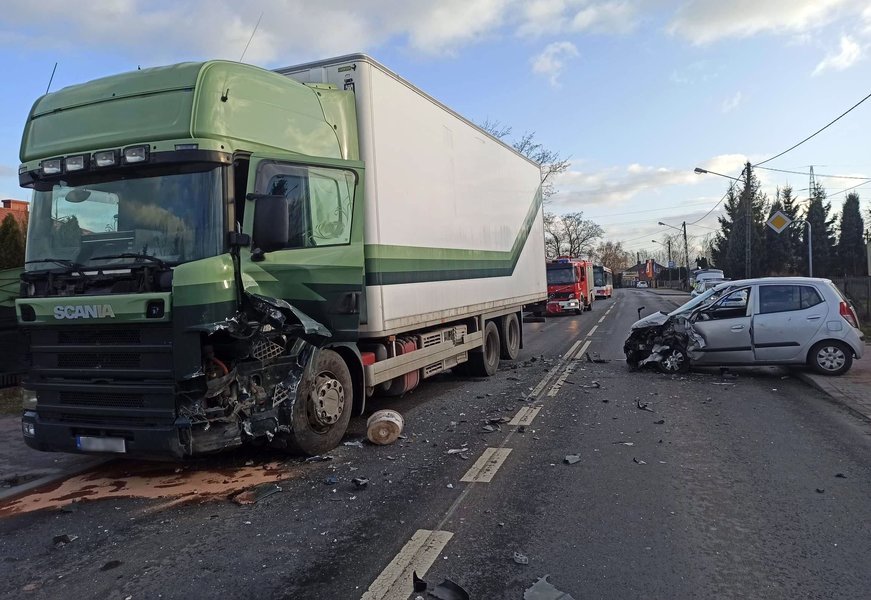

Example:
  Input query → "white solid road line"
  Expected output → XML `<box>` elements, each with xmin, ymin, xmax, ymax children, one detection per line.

<box><xmin>361</xmin><ymin>529</ymin><xmax>454</xmax><ymax>600</ymax></box>
<box><xmin>587</xmin><ymin>325</ymin><xmax>598</xmax><ymax>337</ymax></box>
<box><xmin>563</xmin><ymin>339</ymin><xmax>582</xmax><ymax>359</ymax></box>
<box><xmin>529</xmin><ymin>363</ymin><xmax>564</xmax><ymax>397</ymax></box>
<box><xmin>573</xmin><ymin>340</ymin><xmax>591</xmax><ymax>361</ymax></box>
<box><xmin>547</xmin><ymin>362</ymin><xmax>576</xmax><ymax>397</ymax></box>
<box><xmin>460</xmin><ymin>447</ymin><xmax>513</xmax><ymax>483</ymax></box>
<box><xmin>508</xmin><ymin>405</ymin><xmax>542</xmax><ymax>426</ymax></box>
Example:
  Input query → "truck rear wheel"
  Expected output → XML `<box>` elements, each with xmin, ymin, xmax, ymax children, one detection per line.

<box><xmin>284</xmin><ymin>349</ymin><xmax>353</xmax><ymax>456</ymax></box>
<box><xmin>500</xmin><ymin>313</ymin><xmax>521</xmax><ymax>360</ymax></box>
<box><xmin>468</xmin><ymin>320</ymin><xmax>500</xmax><ymax>377</ymax></box>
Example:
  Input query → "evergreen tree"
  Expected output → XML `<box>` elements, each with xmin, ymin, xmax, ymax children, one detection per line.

<box><xmin>801</xmin><ymin>183</ymin><xmax>836</xmax><ymax>277</ymax></box>
<box><xmin>710</xmin><ymin>164</ymin><xmax>767</xmax><ymax>278</ymax></box>
<box><xmin>763</xmin><ymin>190</ymin><xmax>794</xmax><ymax>275</ymax></box>
<box><xmin>0</xmin><ymin>214</ymin><xmax>24</xmax><ymax>270</ymax></box>
<box><xmin>835</xmin><ymin>192</ymin><xmax>866</xmax><ymax>276</ymax></box>
<box><xmin>779</xmin><ymin>185</ymin><xmax>802</xmax><ymax>273</ymax></box>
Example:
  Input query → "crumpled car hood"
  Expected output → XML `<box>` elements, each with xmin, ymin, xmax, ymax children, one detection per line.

<box><xmin>630</xmin><ymin>311</ymin><xmax>670</xmax><ymax>330</ymax></box>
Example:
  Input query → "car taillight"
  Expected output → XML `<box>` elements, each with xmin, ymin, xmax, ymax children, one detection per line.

<box><xmin>839</xmin><ymin>301</ymin><xmax>859</xmax><ymax>328</ymax></box>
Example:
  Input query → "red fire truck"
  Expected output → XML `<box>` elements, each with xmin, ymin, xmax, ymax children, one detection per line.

<box><xmin>545</xmin><ymin>257</ymin><xmax>594</xmax><ymax>315</ymax></box>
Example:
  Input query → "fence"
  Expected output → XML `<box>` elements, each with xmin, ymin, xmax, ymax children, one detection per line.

<box><xmin>832</xmin><ymin>277</ymin><xmax>871</xmax><ymax>321</ymax></box>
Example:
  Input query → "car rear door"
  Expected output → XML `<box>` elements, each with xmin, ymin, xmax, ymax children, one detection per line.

<box><xmin>753</xmin><ymin>284</ymin><xmax>827</xmax><ymax>362</ymax></box>
<box><xmin>692</xmin><ymin>286</ymin><xmax>755</xmax><ymax>365</ymax></box>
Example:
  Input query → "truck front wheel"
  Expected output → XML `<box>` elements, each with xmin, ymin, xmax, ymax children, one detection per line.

<box><xmin>468</xmin><ymin>320</ymin><xmax>500</xmax><ymax>377</ymax></box>
<box><xmin>285</xmin><ymin>349</ymin><xmax>353</xmax><ymax>456</ymax></box>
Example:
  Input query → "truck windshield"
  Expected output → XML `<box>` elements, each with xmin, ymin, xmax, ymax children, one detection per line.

<box><xmin>25</xmin><ymin>165</ymin><xmax>224</xmax><ymax>271</ymax></box>
<box><xmin>547</xmin><ymin>266</ymin><xmax>576</xmax><ymax>285</ymax></box>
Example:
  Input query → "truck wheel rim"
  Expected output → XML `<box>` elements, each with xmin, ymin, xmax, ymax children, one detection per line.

<box><xmin>309</xmin><ymin>373</ymin><xmax>345</xmax><ymax>430</ymax></box>
<box><xmin>817</xmin><ymin>346</ymin><xmax>845</xmax><ymax>371</ymax></box>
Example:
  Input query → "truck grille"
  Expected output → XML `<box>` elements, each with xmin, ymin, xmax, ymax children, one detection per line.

<box><xmin>26</xmin><ymin>325</ymin><xmax>176</xmax><ymax>427</ymax></box>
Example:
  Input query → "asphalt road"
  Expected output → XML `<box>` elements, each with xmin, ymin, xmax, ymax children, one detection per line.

<box><xmin>1</xmin><ymin>289</ymin><xmax>870</xmax><ymax>600</ymax></box>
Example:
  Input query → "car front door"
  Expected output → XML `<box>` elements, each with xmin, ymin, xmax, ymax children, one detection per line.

<box><xmin>692</xmin><ymin>286</ymin><xmax>755</xmax><ymax>365</ymax></box>
<box><xmin>753</xmin><ymin>284</ymin><xmax>828</xmax><ymax>362</ymax></box>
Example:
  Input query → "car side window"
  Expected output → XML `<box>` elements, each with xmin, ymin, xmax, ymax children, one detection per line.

<box><xmin>703</xmin><ymin>287</ymin><xmax>750</xmax><ymax>320</ymax></box>
<box><xmin>759</xmin><ymin>285</ymin><xmax>802</xmax><ymax>314</ymax></box>
<box><xmin>800</xmin><ymin>286</ymin><xmax>824</xmax><ymax>309</ymax></box>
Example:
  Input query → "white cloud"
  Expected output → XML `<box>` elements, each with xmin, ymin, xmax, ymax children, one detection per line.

<box><xmin>812</xmin><ymin>35</ymin><xmax>863</xmax><ymax>75</ymax></box>
<box><xmin>667</xmin><ymin>0</ymin><xmax>861</xmax><ymax>45</ymax></box>
<box><xmin>721</xmin><ymin>91</ymin><xmax>743</xmax><ymax>113</ymax></box>
<box><xmin>531</xmin><ymin>41</ymin><xmax>579</xmax><ymax>87</ymax></box>
<box><xmin>518</xmin><ymin>0</ymin><xmax>641</xmax><ymax>37</ymax></box>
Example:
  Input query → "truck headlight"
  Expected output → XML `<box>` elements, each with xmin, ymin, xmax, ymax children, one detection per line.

<box><xmin>41</xmin><ymin>158</ymin><xmax>62</xmax><ymax>175</ymax></box>
<box><xmin>122</xmin><ymin>145</ymin><xmax>149</xmax><ymax>164</ymax></box>
<box><xmin>64</xmin><ymin>154</ymin><xmax>87</xmax><ymax>172</ymax></box>
<box><xmin>93</xmin><ymin>150</ymin><xmax>118</xmax><ymax>167</ymax></box>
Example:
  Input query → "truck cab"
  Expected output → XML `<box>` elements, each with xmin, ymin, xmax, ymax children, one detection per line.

<box><xmin>545</xmin><ymin>257</ymin><xmax>594</xmax><ymax>315</ymax></box>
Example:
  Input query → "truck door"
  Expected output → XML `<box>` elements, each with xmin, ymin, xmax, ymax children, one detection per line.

<box><xmin>240</xmin><ymin>155</ymin><xmax>365</xmax><ymax>341</ymax></box>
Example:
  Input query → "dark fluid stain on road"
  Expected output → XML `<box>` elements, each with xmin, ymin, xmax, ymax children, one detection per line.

<box><xmin>0</xmin><ymin>453</ymin><xmax>303</xmax><ymax>516</ymax></box>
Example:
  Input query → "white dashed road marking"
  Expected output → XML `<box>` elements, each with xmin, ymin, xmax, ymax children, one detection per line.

<box><xmin>460</xmin><ymin>447</ymin><xmax>513</xmax><ymax>483</ymax></box>
<box><xmin>547</xmin><ymin>362</ymin><xmax>576</xmax><ymax>397</ymax></box>
<box><xmin>361</xmin><ymin>529</ymin><xmax>454</xmax><ymax>600</ymax></box>
<box><xmin>587</xmin><ymin>325</ymin><xmax>598</xmax><ymax>336</ymax></box>
<box><xmin>563</xmin><ymin>340</ymin><xmax>582</xmax><ymax>359</ymax></box>
<box><xmin>509</xmin><ymin>405</ymin><xmax>542</xmax><ymax>426</ymax></box>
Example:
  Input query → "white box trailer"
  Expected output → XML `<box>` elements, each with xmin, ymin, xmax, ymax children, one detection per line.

<box><xmin>276</xmin><ymin>55</ymin><xmax>547</xmax><ymax>337</ymax></box>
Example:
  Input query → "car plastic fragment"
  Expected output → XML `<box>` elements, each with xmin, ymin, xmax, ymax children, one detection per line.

<box><xmin>514</xmin><ymin>551</ymin><xmax>530</xmax><ymax>565</ymax></box>
<box><xmin>428</xmin><ymin>579</ymin><xmax>470</xmax><ymax>600</ymax></box>
<box><xmin>524</xmin><ymin>574</ymin><xmax>576</xmax><ymax>600</ymax></box>
<box><xmin>563</xmin><ymin>454</ymin><xmax>581</xmax><ymax>465</ymax></box>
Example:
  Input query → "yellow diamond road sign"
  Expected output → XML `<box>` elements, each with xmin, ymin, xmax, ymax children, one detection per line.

<box><xmin>767</xmin><ymin>210</ymin><xmax>792</xmax><ymax>234</ymax></box>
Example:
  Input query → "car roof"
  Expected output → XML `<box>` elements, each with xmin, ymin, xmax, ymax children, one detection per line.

<box><xmin>713</xmin><ymin>276</ymin><xmax>832</xmax><ymax>289</ymax></box>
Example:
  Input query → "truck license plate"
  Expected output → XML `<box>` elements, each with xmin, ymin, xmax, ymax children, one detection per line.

<box><xmin>76</xmin><ymin>436</ymin><xmax>126</xmax><ymax>453</ymax></box>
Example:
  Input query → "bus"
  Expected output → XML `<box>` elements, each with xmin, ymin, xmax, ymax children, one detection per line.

<box><xmin>592</xmin><ymin>265</ymin><xmax>613</xmax><ymax>299</ymax></box>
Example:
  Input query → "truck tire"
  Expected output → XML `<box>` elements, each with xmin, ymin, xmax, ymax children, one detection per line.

<box><xmin>468</xmin><ymin>320</ymin><xmax>500</xmax><ymax>377</ymax></box>
<box><xmin>284</xmin><ymin>349</ymin><xmax>353</xmax><ymax>456</ymax></box>
<box><xmin>500</xmin><ymin>313</ymin><xmax>521</xmax><ymax>360</ymax></box>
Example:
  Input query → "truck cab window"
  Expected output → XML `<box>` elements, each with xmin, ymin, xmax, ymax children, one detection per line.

<box><xmin>257</xmin><ymin>162</ymin><xmax>355</xmax><ymax>249</ymax></box>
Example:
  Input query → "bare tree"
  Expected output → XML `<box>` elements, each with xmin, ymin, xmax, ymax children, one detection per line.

<box><xmin>542</xmin><ymin>211</ymin><xmax>603</xmax><ymax>259</ymax></box>
<box><xmin>592</xmin><ymin>240</ymin><xmax>632</xmax><ymax>273</ymax></box>
<box><xmin>480</xmin><ymin>119</ymin><xmax>570</xmax><ymax>203</ymax></box>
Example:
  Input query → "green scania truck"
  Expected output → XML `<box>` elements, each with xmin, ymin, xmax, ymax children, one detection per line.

<box><xmin>16</xmin><ymin>54</ymin><xmax>546</xmax><ymax>458</ymax></box>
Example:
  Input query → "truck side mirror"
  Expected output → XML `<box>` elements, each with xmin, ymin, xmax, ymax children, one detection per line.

<box><xmin>249</xmin><ymin>193</ymin><xmax>288</xmax><ymax>253</ymax></box>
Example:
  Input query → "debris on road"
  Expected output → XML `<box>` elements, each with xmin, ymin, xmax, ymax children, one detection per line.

<box><xmin>581</xmin><ymin>381</ymin><xmax>601</xmax><ymax>389</ymax></box>
<box><xmin>231</xmin><ymin>482</ymin><xmax>283</xmax><ymax>505</ymax></box>
<box><xmin>305</xmin><ymin>454</ymin><xmax>334</xmax><ymax>463</ymax></box>
<box><xmin>351</xmin><ymin>477</ymin><xmax>369</xmax><ymax>489</ymax></box>
<box><xmin>635</xmin><ymin>399</ymin><xmax>654</xmax><ymax>412</ymax></box>
<box><xmin>413</xmin><ymin>571</ymin><xmax>428</xmax><ymax>592</ymax></box>
<box><xmin>324</xmin><ymin>476</ymin><xmax>338</xmax><ymax>485</ymax></box>
<box><xmin>835</xmin><ymin>473</ymin><xmax>847</xmax><ymax>478</ymax></box>
<box><xmin>343</xmin><ymin>440</ymin><xmax>365</xmax><ymax>448</ymax></box>
<box><xmin>815</xmin><ymin>488</ymin><xmax>825</xmax><ymax>494</ymax></box>
<box><xmin>653</xmin><ymin>419</ymin><xmax>665</xmax><ymax>425</ymax></box>
<box><xmin>481</xmin><ymin>424</ymin><xmax>500</xmax><ymax>433</ymax></box>
<box><xmin>584</xmin><ymin>352</ymin><xmax>608</xmax><ymax>363</ymax></box>
<box><xmin>367</xmin><ymin>410</ymin><xmax>405</xmax><ymax>445</ymax></box>
<box><xmin>100</xmin><ymin>560</ymin><xmax>123</xmax><ymax>572</ymax></box>
<box><xmin>633</xmin><ymin>458</ymin><xmax>647</xmax><ymax>465</ymax></box>
<box><xmin>524</xmin><ymin>574</ymin><xmax>576</xmax><ymax>600</ymax></box>
<box><xmin>59</xmin><ymin>501</ymin><xmax>81</xmax><ymax>514</ymax></box>
<box><xmin>428</xmin><ymin>578</ymin><xmax>470</xmax><ymax>600</ymax></box>
<box><xmin>52</xmin><ymin>534</ymin><xmax>78</xmax><ymax>548</ymax></box>
<box><xmin>563</xmin><ymin>454</ymin><xmax>581</xmax><ymax>465</ymax></box>
<box><xmin>612</xmin><ymin>441</ymin><xmax>634</xmax><ymax>446</ymax></box>
<box><xmin>513</xmin><ymin>551</ymin><xmax>530</xmax><ymax>565</ymax></box>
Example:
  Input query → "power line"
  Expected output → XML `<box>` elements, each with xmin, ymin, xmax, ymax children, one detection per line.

<box><xmin>583</xmin><ymin>199</ymin><xmax>718</xmax><ymax>220</ymax></box>
<box><xmin>755</xmin><ymin>89</ymin><xmax>871</xmax><ymax>167</ymax></box>
<box><xmin>688</xmin><ymin>186</ymin><xmax>731</xmax><ymax>225</ymax></box>
<box><xmin>755</xmin><ymin>165</ymin><xmax>870</xmax><ymax>180</ymax></box>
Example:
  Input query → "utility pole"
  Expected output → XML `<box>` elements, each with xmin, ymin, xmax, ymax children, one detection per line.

<box><xmin>682</xmin><ymin>221</ymin><xmax>690</xmax><ymax>290</ymax></box>
<box><xmin>667</xmin><ymin>239</ymin><xmax>672</xmax><ymax>288</ymax></box>
<box><xmin>744</xmin><ymin>161</ymin><xmax>752</xmax><ymax>279</ymax></box>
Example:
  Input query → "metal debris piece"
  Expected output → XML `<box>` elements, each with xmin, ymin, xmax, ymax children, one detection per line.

<box><xmin>635</xmin><ymin>399</ymin><xmax>654</xmax><ymax>412</ymax></box>
<box><xmin>52</xmin><ymin>534</ymin><xmax>78</xmax><ymax>547</ymax></box>
<box><xmin>413</xmin><ymin>571</ymin><xmax>428</xmax><ymax>592</ymax></box>
<box><xmin>633</xmin><ymin>458</ymin><xmax>647</xmax><ymax>465</ymax></box>
<box><xmin>351</xmin><ymin>477</ymin><xmax>369</xmax><ymax>489</ymax></box>
<box><xmin>563</xmin><ymin>454</ymin><xmax>581</xmax><ymax>465</ymax></box>
<box><xmin>513</xmin><ymin>551</ymin><xmax>530</xmax><ymax>565</ymax></box>
<box><xmin>447</xmin><ymin>448</ymin><xmax>467</xmax><ymax>455</ymax></box>
<box><xmin>305</xmin><ymin>454</ymin><xmax>334</xmax><ymax>463</ymax></box>
<box><xmin>428</xmin><ymin>578</ymin><xmax>470</xmax><ymax>600</ymax></box>
<box><xmin>232</xmin><ymin>483</ymin><xmax>283</xmax><ymax>505</ymax></box>
<box><xmin>612</xmin><ymin>441</ymin><xmax>634</xmax><ymax>446</ymax></box>
<box><xmin>481</xmin><ymin>424</ymin><xmax>499</xmax><ymax>433</ymax></box>
<box><xmin>524</xmin><ymin>574</ymin><xmax>576</xmax><ymax>600</ymax></box>
<box><xmin>343</xmin><ymin>440</ymin><xmax>365</xmax><ymax>448</ymax></box>
<box><xmin>100</xmin><ymin>560</ymin><xmax>123</xmax><ymax>572</ymax></box>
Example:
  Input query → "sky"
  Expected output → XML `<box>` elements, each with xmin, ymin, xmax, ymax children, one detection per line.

<box><xmin>1</xmin><ymin>0</ymin><xmax>870</xmax><ymax>261</ymax></box>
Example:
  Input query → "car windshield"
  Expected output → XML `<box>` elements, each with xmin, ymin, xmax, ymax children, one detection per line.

<box><xmin>547</xmin><ymin>266</ymin><xmax>576</xmax><ymax>285</ymax></box>
<box><xmin>25</xmin><ymin>165</ymin><xmax>224</xmax><ymax>271</ymax></box>
<box><xmin>668</xmin><ymin>283</ymin><xmax>732</xmax><ymax>316</ymax></box>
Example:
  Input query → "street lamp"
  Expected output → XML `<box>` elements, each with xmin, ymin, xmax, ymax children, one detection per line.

<box><xmin>659</xmin><ymin>221</ymin><xmax>690</xmax><ymax>290</ymax></box>
<box><xmin>693</xmin><ymin>167</ymin><xmax>742</xmax><ymax>181</ymax></box>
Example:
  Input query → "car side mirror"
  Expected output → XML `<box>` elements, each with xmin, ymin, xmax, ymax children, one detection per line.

<box><xmin>249</xmin><ymin>193</ymin><xmax>288</xmax><ymax>253</ymax></box>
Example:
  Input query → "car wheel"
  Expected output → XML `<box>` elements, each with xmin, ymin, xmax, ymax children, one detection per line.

<box><xmin>809</xmin><ymin>340</ymin><xmax>853</xmax><ymax>376</ymax></box>
<box><xmin>656</xmin><ymin>346</ymin><xmax>689</xmax><ymax>374</ymax></box>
